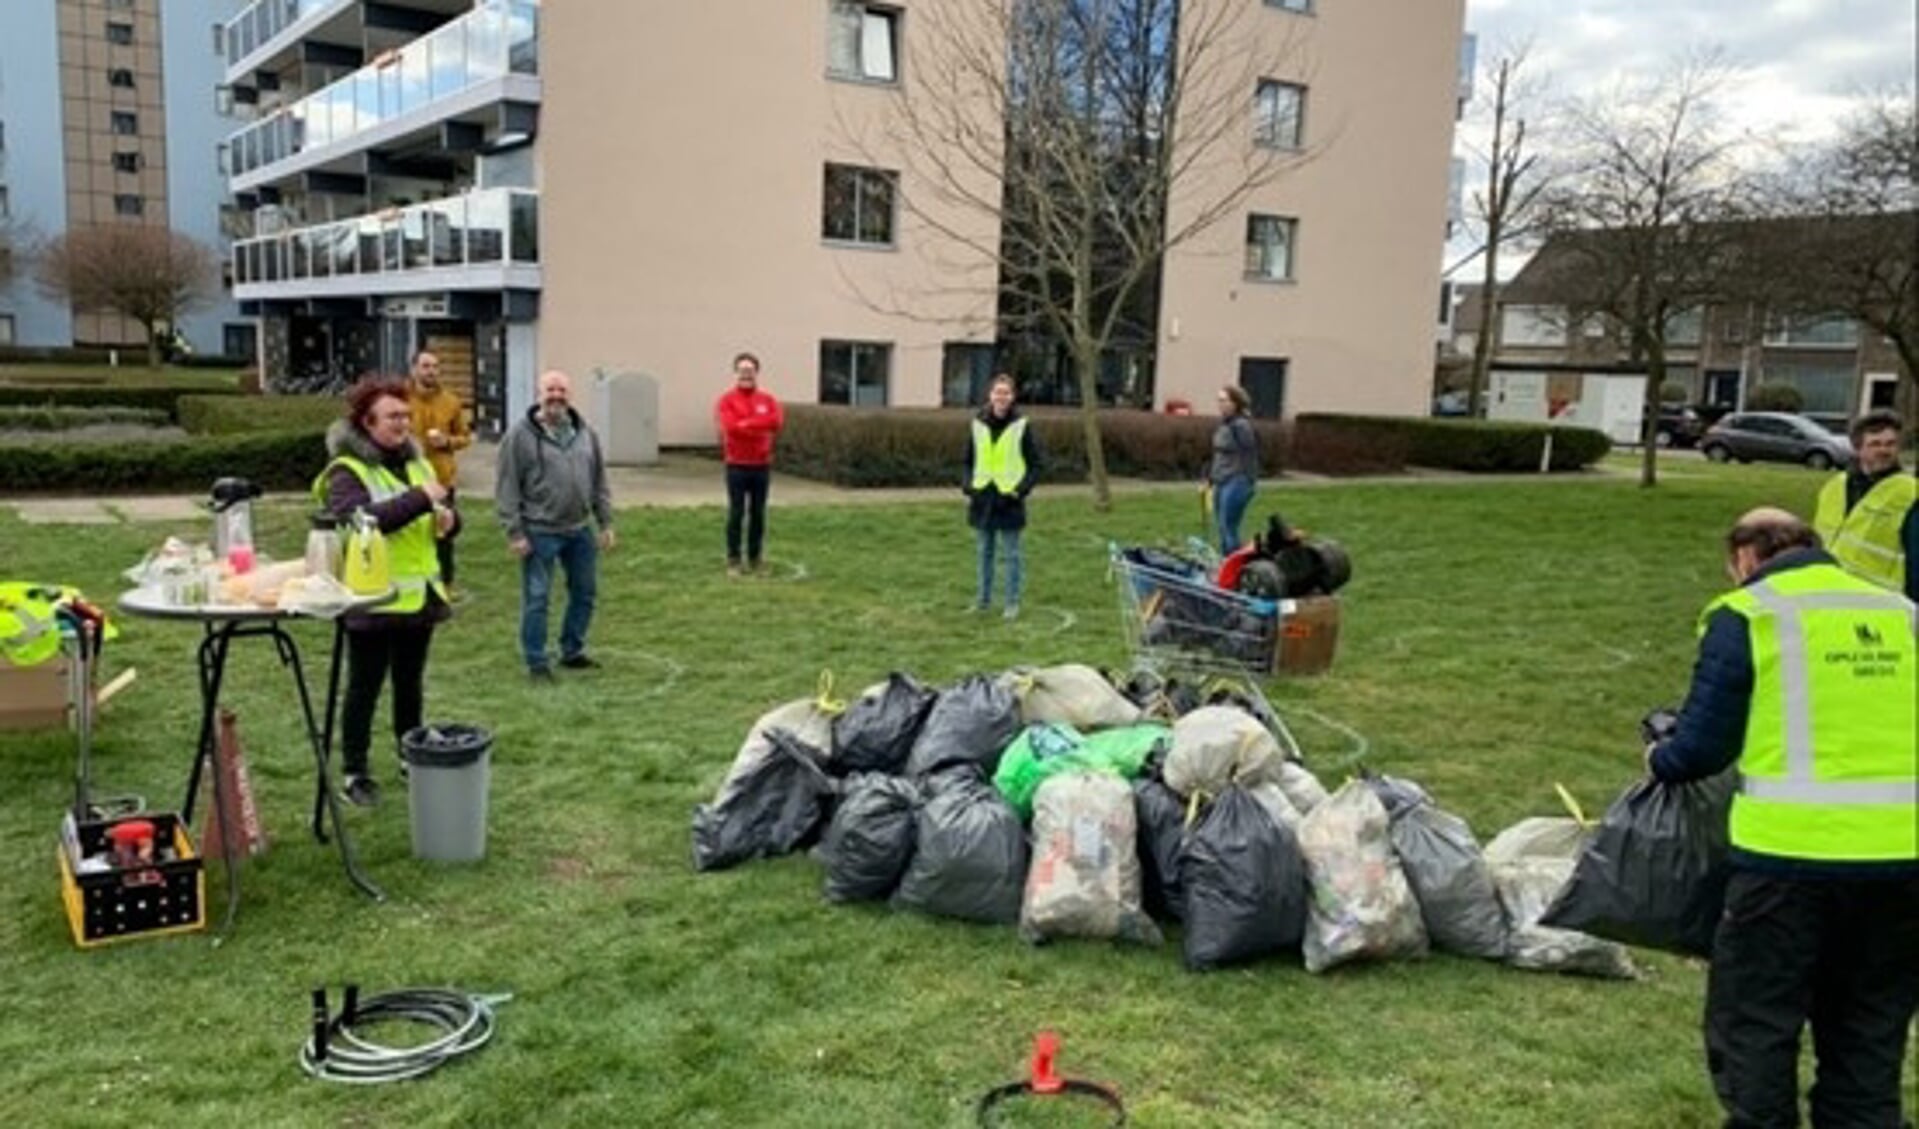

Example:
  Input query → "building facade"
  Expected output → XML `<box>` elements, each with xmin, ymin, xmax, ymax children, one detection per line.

<box><xmin>225</xmin><ymin>0</ymin><xmax>1466</xmax><ymax>444</ymax></box>
<box><xmin>0</xmin><ymin>0</ymin><xmax>246</xmax><ymax>354</ymax></box>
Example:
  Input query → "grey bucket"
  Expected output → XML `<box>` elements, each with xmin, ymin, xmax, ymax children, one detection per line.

<box><xmin>400</xmin><ymin>724</ymin><xmax>493</xmax><ymax>862</ymax></box>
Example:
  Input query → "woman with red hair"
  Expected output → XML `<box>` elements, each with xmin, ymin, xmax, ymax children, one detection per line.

<box><xmin>312</xmin><ymin>376</ymin><xmax>458</xmax><ymax>807</ymax></box>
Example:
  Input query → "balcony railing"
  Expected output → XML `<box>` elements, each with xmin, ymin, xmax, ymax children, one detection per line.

<box><xmin>224</xmin><ymin>0</ymin><xmax>354</xmax><ymax>73</ymax></box>
<box><xmin>227</xmin><ymin>0</ymin><xmax>539</xmax><ymax>183</ymax></box>
<box><xmin>232</xmin><ymin>188</ymin><xmax>539</xmax><ymax>290</ymax></box>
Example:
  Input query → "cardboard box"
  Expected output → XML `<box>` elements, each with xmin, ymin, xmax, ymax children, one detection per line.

<box><xmin>1277</xmin><ymin>596</ymin><xmax>1341</xmax><ymax>676</ymax></box>
<box><xmin>0</xmin><ymin>654</ymin><xmax>71</xmax><ymax>730</ymax></box>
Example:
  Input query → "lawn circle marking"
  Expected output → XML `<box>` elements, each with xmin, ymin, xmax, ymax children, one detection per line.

<box><xmin>572</xmin><ymin>647</ymin><xmax>685</xmax><ymax>700</ymax></box>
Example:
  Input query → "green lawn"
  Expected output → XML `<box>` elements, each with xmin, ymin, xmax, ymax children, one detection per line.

<box><xmin>0</xmin><ymin>363</ymin><xmax>245</xmax><ymax>389</ymax></box>
<box><xmin>2</xmin><ymin>467</ymin><xmax>1897</xmax><ymax>1127</ymax></box>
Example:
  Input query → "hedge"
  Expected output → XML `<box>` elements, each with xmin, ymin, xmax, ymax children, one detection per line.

<box><xmin>0</xmin><ymin>429</ymin><xmax>327</xmax><ymax>494</ymax></box>
<box><xmin>0</xmin><ymin>385</ymin><xmax>240</xmax><ymax>423</ymax></box>
<box><xmin>0</xmin><ymin>405</ymin><xmax>171</xmax><ymax>431</ymax></box>
<box><xmin>773</xmin><ymin>405</ymin><xmax>1290</xmax><ymax>487</ymax></box>
<box><xmin>178</xmin><ymin>394</ymin><xmax>339</xmax><ymax>436</ymax></box>
<box><xmin>1293</xmin><ymin>414</ymin><xmax>1612</xmax><ymax>474</ymax></box>
<box><xmin>0</xmin><ymin>345</ymin><xmax>116</xmax><ymax>365</ymax></box>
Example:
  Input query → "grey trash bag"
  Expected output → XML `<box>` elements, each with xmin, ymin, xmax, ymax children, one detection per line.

<box><xmin>833</xmin><ymin>674</ymin><xmax>939</xmax><ymax>774</ymax></box>
<box><xmin>1388</xmin><ymin>805</ymin><xmax>1509</xmax><ymax>962</ymax></box>
<box><xmin>710</xmin><ymin>698</ymin><xmax>837</xmax><ymax>811</ymax></box>
<box><xmin>1364</xmin><ymin>773</ymin><xmax>1432</xmax><ymax>820</ymax></box>
<box><xmin>891</xmin><ymin>769</ymin><xmax>1029</xmax><ymax>924</ymax></box>
<box><xmin>1133</xmin><ymin>776</ymin><xmax>1188</xmax><ymax>922</ymax></box>
<box><xmin>691</xmin><ymin>730</ymin><xmax>836</xmax><ymax>872</ymax></box>
<box><xmin>1164</xmin><ymin>706</ymin><xmax>1284</xmax><ymax>798</ymax></box>
<box><xmin>1180</xmin><ymin>786</ymin><xmax>1309</xmax><ymax>970</ymax></box>
<box><xmin>1297</xmin><ymin>780</ymin><xmax>1429</xmax><ymax>973</ymax></box>
<box><xmin>1540</xmin><ymin>773</ymin><xmax>1735</xmax><ymax>958</ymax></box>
<box><xmin>1015</xmin><ymin>664</ymin><xmax>1145</xmax><ymax>731</ymax></box>
<box><xmin>1494</xmin><ymin>858</ymin><xmax>1639</xmax><ymax>979</ymax></box>
<box><xmin>819</xmin><ymin>774</ymin><xmax>923</xmax><ymax>903</ymax></box>
<box><xmin>904</xmin><ymin>675</ymin><xmax>1022</xmax><ymax>778</ymax></box>
<box><xmin>1020</xmin><ymin>773</ymin><xmax>1162</xmax><ymax>946</ymax></box>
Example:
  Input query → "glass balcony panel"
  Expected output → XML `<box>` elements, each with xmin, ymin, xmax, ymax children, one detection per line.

<box><xmin>290</xmin><ymin>232</ymin><xmax>310</xmax><ymax>279</ymax></box>
<box><xmin>431</xmin><ymin>24</ymin><xmax>469</xmax><ymax>100</ymax></box>
<box><xmin>243</xmin><ymin>129</ymin><xmax>260</xmax><ymax>172</ymax></box>
<box><xmin>381</xmin><ymin>222</ymin><xmax>402</xmax><ymax>272</ymax></box>
<box><xmin>467</xmin><ymin>6</ymin><xmax>506</xmax><ymax>83</ymax></box>
<box><xmin>233</xmin><ymin>245</ymin><xmax>249</xmax><ymax>284</ymax></box>
<box><xmin>354</xmin><ymin>71</ymin><xmax>380</xmax><ymax>132</ymax></box>
<box><xmin>507</xmin><ymin>2</ymin><xmax>539</xmax><ymax>76</ymax></box>
<box><xmin>429</xmin><ymin>198</ymin><xmax>466</xmax><ymax>266</ymax></box>
<box><xmin>331</xmin><ymin>84</ymin><xmax>357</xmax><ymax>141</ymax></box>
<box><xmin>329</xmin><ymin>224</ymin><xmax>356</xmax><ymax>275</ymax></box>
<box><xmin>262</xmin><ymin>240</ymin><xmax>282</xmax><ymax>282</ymax></box>
<box><xmin>358</xmin><ymin>218</ymin><xmax>382</xmax><ymax>274</ymax></box>
<box><xmin>400</xmin><ymin>46</ymin><xmax>430</xmax><ymax>115</ymax></box>
<box><xmin>401</xmin><ymin>209</ymin><xmax>430</xmax><ymax>270</ymax></box>
<box><xmin>308</xmin><ymin>230</ymin><xmax>330</xmax><ymax>278</ymax></box>
<box><xmin>467</xmin><ymin>191</ymin><xmax>506</xmax><ymax>263</ymax></box>
<box><xmin>509</xmin><ymin>191</ymin><xmax>538</xmax><ymax>263</ymax></box>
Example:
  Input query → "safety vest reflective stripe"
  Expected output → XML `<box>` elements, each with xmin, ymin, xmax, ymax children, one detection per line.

<box><xmin>1814</xmin><ymin>473</ymin><xmax>1915</xmax><ymax>590</ymax></box>
<box><xmin>1743</xmin><ymin>579</ymin><xmax>1915</xmax><ymax>805</ymax></box>
<box><xmin>971</xmin><ymin>418</ymin><xmax>1028</xmax><ymax>493</ymax></box>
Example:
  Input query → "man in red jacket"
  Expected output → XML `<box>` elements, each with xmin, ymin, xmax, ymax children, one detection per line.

<box><xmin>714</xmin><ymin>351</ymin><xmax>785</xmax><ymax>576</ymax></box>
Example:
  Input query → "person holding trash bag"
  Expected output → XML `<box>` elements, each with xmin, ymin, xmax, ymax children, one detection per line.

<box><xmin>964</xmin><ymin>374</ymin><xmax>1041</xmax><ymax>620</ymax></box>
<box><xmin>1648</xmin><ymin>507</ymin><xmax>1918</xmax><ymax>1129</ymax></box>
<box><xmin>315</xmin><ymin>377</ymin><xmax>458</xmax><ymax>808</ymax></box>
<box><xmin>1206</xmin><ymin>386</ymin><xmax>1259</xmax><ymax>554</ymax></box>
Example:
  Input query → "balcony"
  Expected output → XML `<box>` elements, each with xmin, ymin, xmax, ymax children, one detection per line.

<box><xmin>232</xmin><ymin>187</ymin><xmax>539</xmax><ymax>303</ymax></box>
<box><xmin>224</xmin><ymin>0</ymin><xmax>356</xmax><ymax>81</ymax></box>
<box><xmin>226</xmin><ymin>0</ymin><xmax>538</xmax><ymax>193</ymax></box>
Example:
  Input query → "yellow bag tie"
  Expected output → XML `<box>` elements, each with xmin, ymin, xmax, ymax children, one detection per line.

<box><xmin>1183</xmin><ymin>788</ymin><xmax>1212</xmax><ymax>829</ymax></box>
<box><xmin>813</xmin><ymin>670</ymin><xmax>847</xmax><ymax>716</ymax></box>
<box><xmin>1554</xmin><ymin>782</ymin><xmax>1593</xmax><ymax>831</ymax></box>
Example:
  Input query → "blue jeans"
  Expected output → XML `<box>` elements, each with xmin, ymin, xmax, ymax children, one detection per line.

<box><xmin>975</xmin><ymin>527</ymin><xmax>1023</xmax><ymax>608</ymax></box>
<box><xmin>521</xmin><ymin>527</ymin><xmax>598</xmax><ymax>669</ymax></box>
<box><xmin>1215</xmin><ymin>476</ymin><xmax>1255</xmax><ymax>554</ymax></box>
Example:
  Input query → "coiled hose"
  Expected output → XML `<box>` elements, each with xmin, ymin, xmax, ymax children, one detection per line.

<box><xmin>299</xmin><ymin>986</ymin><xmax>511</xmax><ymax>1084</ymax></box>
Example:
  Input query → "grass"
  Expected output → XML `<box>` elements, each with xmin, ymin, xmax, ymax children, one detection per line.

<box><xmin>0</xmin><ymin>466</ymin><xmax>1902</xmax><ymax>1127</ymax></box>
<box><xmin>0</xmin><ymin>363</ymin><xmax>245</xmax><ymax>389</ymax></box>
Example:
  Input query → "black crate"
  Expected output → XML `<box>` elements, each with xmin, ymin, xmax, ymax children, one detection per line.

<box><xmin>58</xmin><ymin>811</ymin><xmax>205</xmax><ymax>948</ymax></box>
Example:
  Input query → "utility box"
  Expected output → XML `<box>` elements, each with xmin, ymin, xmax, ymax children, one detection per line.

<box><xmin>589</xmin><ymin>370</ymin><xmax>660</xmax><ymax>466</ymax></box>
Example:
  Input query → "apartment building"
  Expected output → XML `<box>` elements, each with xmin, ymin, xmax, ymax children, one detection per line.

<box><xmin>227</xmin><ymin>0</ymin><xmax>1465</xmax><ymax>444</ymax></box>
<box><xmin>0</xmin><ymin>0</ymin><xmax>246</xmax><ymax>354</ymax></box>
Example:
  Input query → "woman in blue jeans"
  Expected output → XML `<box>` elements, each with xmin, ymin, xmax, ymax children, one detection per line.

<box><xmin>1208</xmin><ymin>385</ymin><xmax>1260</xmax><ymax>553</ymax></box>
<box><xmin>965</xmin><ymin>375</ymin><xmax>1043</xmax><ymax>619</ymax></box>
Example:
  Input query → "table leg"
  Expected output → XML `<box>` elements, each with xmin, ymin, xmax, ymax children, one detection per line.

<box><xmin>279</xmin><ymin>624</ymin><xmax>384</xmax><ymax>903</ymax></box>
<box><xmin>185</xmin><ymin>623</ymin><xmax>243</xmax><ymax>935</ymax></box>
<box><xmin>311</xmin><ymin>619</ymin><xmax>347</xmax><ymax>844</ymax></box>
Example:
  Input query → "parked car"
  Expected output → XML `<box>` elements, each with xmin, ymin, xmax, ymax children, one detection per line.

<box><xmin>1655</xmin><ymin>406</ymin><xmax>1703</xmax><ymax>448</ymax></box>
<box><xmin>1698</xmin><ymin>412</ymin><xmax>1854</xmax><ymax>469</ymax></box>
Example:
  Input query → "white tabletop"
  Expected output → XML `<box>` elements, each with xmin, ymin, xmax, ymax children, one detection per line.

<box><xmin>117</xmin><ymin>586</ymin><xmax>394</xmax><ymax>623</ymax></box>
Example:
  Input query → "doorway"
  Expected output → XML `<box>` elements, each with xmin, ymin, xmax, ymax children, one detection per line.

<box><xmin>1237</xmin><ymin>357</ymin><xmax>1288</xmax><ymax>419</ymax></box>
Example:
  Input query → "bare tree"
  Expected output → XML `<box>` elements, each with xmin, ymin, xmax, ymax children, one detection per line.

<box><xmin>1454</xmin><ymin>44</ymin><xmax>1555</xmax><ymax>418</ymax></box>
<box><xmin>1535</xmin><ymin>53</ymin><xmax>1753</xmax><ymax>487</ymax></box>
<box><xmin>1756</xmin><ymin>90</ymin><xmax>1918</xmax><ymax>429</ymax></box>
<box><xmin>842</xmin><ymin>0</ymin><xmax>1311</xmax><ymax>508</ymax></box>
<box><xmin>35</xmin><ymin>225</ymin><xmax>217</xmax><ymax>367</ymax></box>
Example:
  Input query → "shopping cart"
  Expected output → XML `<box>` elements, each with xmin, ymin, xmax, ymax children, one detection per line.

<box><xmin>1107</xmin><ymin>542</ymin><xmax>1305</xmax><ymax>761</ymax></box>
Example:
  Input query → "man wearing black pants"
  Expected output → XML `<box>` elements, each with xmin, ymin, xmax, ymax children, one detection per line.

<box><xmin>1649</xmin><ymin>508</ymin><xmax>1918</xmax><ymax>1128</ymax></box>
<box><xmin>714</xmin><ymin>352</ymin><xmax>785</xmax><ymax>576</ymax></box>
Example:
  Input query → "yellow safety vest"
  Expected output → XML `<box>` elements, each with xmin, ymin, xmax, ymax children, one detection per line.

<box><xmin>1702</xmin><ymin>562</ymin><xmax>1918</xmax><ymax>863</ymax></box>
<box><xmin>310</xmin><ymin>455</ymin><xmax>445</xmax><ymax>614</ymax></box>
<box><xmin>970</xmin><ymin>417</ymin><xmax>1029</xmax><ymax>494</ymax></box>
<box><xmin>1813</xmin><ymin>471</ymin><xmax>1916</xmax><ymax>592</ymax></box>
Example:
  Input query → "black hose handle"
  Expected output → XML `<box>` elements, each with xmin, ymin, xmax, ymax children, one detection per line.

<box><xmin>310</xmin><ymin>988</ymin><xmax>330</xmax><ymax>1063</ymax></box>
<box><xmin>343</xmin><ymin>984</ymin><xmax>360</xmax><ymax>1025</ymax></box>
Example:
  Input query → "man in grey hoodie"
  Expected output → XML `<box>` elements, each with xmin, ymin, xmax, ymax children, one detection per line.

<box><xmin>495</xmin><ymin>370</ymin><xmax>615</xmax><ymax>679</ymax></box>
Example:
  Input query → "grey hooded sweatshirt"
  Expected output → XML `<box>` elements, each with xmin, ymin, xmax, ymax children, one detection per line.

<box><xmin>494</xmin><ymin>405</ymin><xmax>613</xmax><ymax>540</ymax></box>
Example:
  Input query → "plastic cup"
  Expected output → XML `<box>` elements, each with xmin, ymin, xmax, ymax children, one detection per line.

<box><xmin>228</xmin><ymin>545</ymin><xmax>256</xmax><ymax>574</ymax></box>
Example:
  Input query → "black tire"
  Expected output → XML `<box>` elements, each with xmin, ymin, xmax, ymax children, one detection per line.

<box><xmin>1654</xmin><ymin>429</ymin><xmax>1674</xmax><ymax>449</ymax></box>
<box><xmin>1236</xmin><ymin>559</ymin><xmax>1285</xmax><ymax>600</ymax></box>
<box><xmin>1804</xmin><ymin>450</ymin><xmax>1833</xmax><ymax>471</ymax></box>
<box><xmin>1702</xmin><ymin>444</ymin><xmax>1731</xmax><ymax>464</ymax></box>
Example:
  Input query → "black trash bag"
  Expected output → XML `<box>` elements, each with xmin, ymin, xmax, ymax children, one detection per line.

<box><xmin>1134</xmin><ymin>776</ymin><xmax>1189</xmax><ymax>922</ymax></box>
<box><xmin>1180</xmin><ymin>786</ymin><xmax>1309</xmax><ymax>970</ymax></box>
<box><xmin>691</xmin><ymin>730</ymin><xmax>837</xmax><ymax>872</ymax></box>
<box><xmin>903</xmin><ymin>675</ymin><xmax>1021</xmax><ymax>778</ymax></box>
<box><xmin>833</xmin><ymin>674</ymin><xmax>939</xmax><ymax>775</ymax></box>
<box><xmin>1390</xmin><ymin>805</ymin><xmax>1509</xmax><ymax>961</ymax></box>
<box><xmin>1541</xmin><ymin>772</ymin><xmax>1735</xmax><ymax>958</ymax></box>
<box><xmin>1364</xmin><ymin>772</ymin><xmax>1433</xmax><ymax>821</ymax></box>
<box><xmin>819</xmin><ymin>774</ymin><xmax>923</xmax><ymax>902</ymax></box>
<box><xmin>891</xmin><ymin>768</ymin><xmax>1029</xmax><ymax>924</ymax></box>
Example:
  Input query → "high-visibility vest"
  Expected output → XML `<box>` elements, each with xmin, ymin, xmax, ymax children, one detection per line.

<box><xmin>310</xmin><ymin>454</ymin><xmax>445</xmax><ymax>614</ymax></box>
<box><xmin>970</xmin><ymin>417</ymin><xmax>1028</xmax><ymax>494</ymax></box>
<box><xmin>1813</xmin><ymin>471</ymin><xmax>1916</xmax><ymax>591</ymax></box>
<box><xmin>1703</xmin><ymin>561</ymin><xmax>1918</xmax><ymax>863</ymax></box>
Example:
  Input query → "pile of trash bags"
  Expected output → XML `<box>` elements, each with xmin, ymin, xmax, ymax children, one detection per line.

<box><xmin>693</xmin><ymin>667</ymin><xmax>1727</xmax><ymax>980</ymax></box>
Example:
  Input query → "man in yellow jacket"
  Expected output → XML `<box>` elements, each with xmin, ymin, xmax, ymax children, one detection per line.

<box><xmin>406</xmin><ymin>351</ymin><xmax>472</xmax><ymax>589</ymax></box>
<box><xmin>1813</xmin><ymin>409</ymin><xmax>1917</xmax><ymax>601</ymax></box>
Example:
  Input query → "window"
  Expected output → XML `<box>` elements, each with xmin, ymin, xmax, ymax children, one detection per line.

<box><xmin>108</xmin><ymin>68</ymin><xmax>135</xmax><ymax>89</ymax></box>
<box><xmin>1266</xmin><ymin>0</ymin><xmax>1313</xmax><ymax>11</ymax></box>
<box><xmin>112</xmin><ymin>151</ymin><xmax>141</xmax><ymax>173</ymax></box>
<box><xmin>827</xmin><ymin>2</ymin><xmax>898</xmax><ymax>83</ymax></box>
<box><xmin>1254</xmin><ymin>80</ymin><xmax>1304</xmax><ymax>149</ymax></box>
<box><xmin>1663</xmin><ymin>306</ymin><xmax>1703</xmax><ymax>347</ymax></box>
<box><xmin>212</xmin><ymin>21</ymin><xmax>224</xmax><ymax>55</ymax></box>
<box><xmin>105</xmin><ymin>21</ymin><xmax>135</xmax><ymax>45</ymax></box>
<box><xmin>822</xmin><ymin>163</ymin><xmax>897</xmax><ymax>245</ymax></box>
<box><xmin>0</xmin><ymin>185</ymin><xmax>9</xmax><ymax>218</ymax></box>
<box><xmin>1760</xmin><ymin>359</ymin><xmax>1855</xmax><ymax>415</ymax></box>
<box><xmin>942</xmin><ymin>342</ymin><xmax>996</xmax><ymax>406</ymax></box>
<box><xmin>114</xmin><ymin>194</ymin><xmax>144</xmax><ymax>216</ymax></box>
<box><xmin>1764</xmin><ymin>315</ymin><xmax>1859</xmax><ymax>349</ymax></box>
<box><xmin>819</xmin><ymin>340</ymin><xmax>891</xmax><ymax>405</ymax></box>
<box><xmin>1500</xmin><ymin>304</ymin><xmax>1569</xmax><ymax>347</ymax></box>
<box><xmin>1244</xmin><ymin>214</ymin><xmax>1296</xmax><ymax>281</ymax></box>
<box><xmin>111</xmin><ymin>111</ymin><xmax>138</xmax><ymax>135</ymax></box>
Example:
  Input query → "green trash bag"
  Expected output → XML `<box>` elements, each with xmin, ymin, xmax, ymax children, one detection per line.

<box><xmin>993</xmin><ymin>722</ymin><xmax>1168</xmax><ymax>821</ymax></box>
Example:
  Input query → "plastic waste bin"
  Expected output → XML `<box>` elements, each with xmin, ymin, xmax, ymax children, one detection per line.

<box><xmin>399</xmin><ymin>724</ymin><xmax>493</xmax><ymax>862</ymax></box>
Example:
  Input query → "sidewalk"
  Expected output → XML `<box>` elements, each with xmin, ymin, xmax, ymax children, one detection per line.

<box><xmin>7</xmin><ymin>441</ymin><xmax>1634</xmax><ymax>525</ymax></box>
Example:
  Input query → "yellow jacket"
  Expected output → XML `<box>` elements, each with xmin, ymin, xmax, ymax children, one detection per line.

<box><xmin>407</xmin><ymin>384</ymin><xmax>472</xmax><ymax>487</ymax></box>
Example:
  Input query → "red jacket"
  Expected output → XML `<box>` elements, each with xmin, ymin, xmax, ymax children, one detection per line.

<box><xmin>715</xmin><ymin>387</ymin><xmax>785</xmax><ymax>466</ymax></box>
